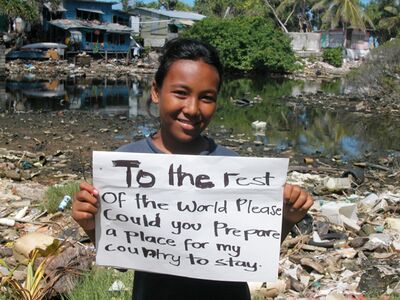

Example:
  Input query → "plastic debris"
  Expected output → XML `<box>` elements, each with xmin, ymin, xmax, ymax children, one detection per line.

<box><xmin>13</xmin><ymin>232</ymin><xmax>60</xmax><ymax>263</ymax></box>
<box><xmin>58</xmin><ymin>195</ymin><xmax>72</xmax><ymax>211</ymax></box>
<box><xmin>108</xmin><ymin>280</ymin><xmax>127</xmax><ymax>292</ymax></box>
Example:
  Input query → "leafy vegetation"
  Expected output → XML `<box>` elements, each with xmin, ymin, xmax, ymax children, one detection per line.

<box><xmin>365</xmin><ymin>0</ymin><xmax>400</xmax><ymax>42</ymax></box>
<box><xmin>134</xmin><ymin>0</ymin><xmax>193</xmax><ymax>11</ymax></box>
<box><xmin>347</xmin><ymin>38</ymin><xmax>400</xmax><ymax>97</ymax></box>
<box><xmin>183</xmin><ymin>16</ymin><xmax>296</xmax><ymax>74</ymax></box>
<box><xmin>67</xmin><ymin>267</ymin><xmax>134</xmax><ymax>300</ymax></box>
<box><xmin>42</xmin><ymin>181</ymin><xmax>80</xmax><ymax>214</ymax></box>
<box><xmin>1</xmin><ymin>248</ymin><xmax>63</xmax><ymax>300</ymax></box>
<box><xmin>322</xmin><ymin>47</ymin><xmax>343</xmax><ymax>67</ymax></box>
<box><xmin>0</xmin><ymin>0</ymin><xmax>59</xmax><ymax>22</ymax></box>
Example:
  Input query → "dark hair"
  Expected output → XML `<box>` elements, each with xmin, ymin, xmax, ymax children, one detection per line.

<box><xmin>154</xmin><ymin>38</ymin><xmax>223</xmax><ymax>90</ymax></box>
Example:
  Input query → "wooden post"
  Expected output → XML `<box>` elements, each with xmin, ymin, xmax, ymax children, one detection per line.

<box><xmin>105</xmin><ymin>50</ymin><xmax>108</xmax><ymax>63</ymax></box>
<box><xmin>0</xmin><ymin>45</ymin><xmax>5</xmax><ymax>80</ymax></box>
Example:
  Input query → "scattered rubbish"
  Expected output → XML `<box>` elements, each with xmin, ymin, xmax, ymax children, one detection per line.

<box><xmin>324</xmin><ymin>177</ymin><xmax>352</xmax><ymax>192</ymax></box>
<box><xmin>58</xmin><ymin>195</ymin><xmax>72</xmax><ymax>212</ymax></box>
<box><xmin>320</xmin><ymin>202</ymin><xmax>360</xmax><ymax>230</ymax></box>
<box><xmin>108</xmin><ymin>280</ymin><xmax>127</xmax><ymax>292</ymax></box>
<box><xmin>251</xmin><ymin>120</ymin><xmax>267</xmax><ymax>131</ymax></box>
<box><xmin>0</xmin><ymin>218</ymin><xmax>16</xmax><ymax>227</ymax></box>
<box><xmin>385</xmin><ymin>217</ymin><xmax>400</xmax><ymax>232</ymax></box>
<box><xmin>13</xmin><ymin>232</ymin><xmax>60</xmax><ymax>264</ymax></box>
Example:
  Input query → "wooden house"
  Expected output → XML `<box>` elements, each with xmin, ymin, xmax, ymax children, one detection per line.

<box><xmin>43</xmin><ymin>0</ymin><xmax>136</xmax><ymax>54</ymax></box>
<box><xmin>129</xmin><ymin>7</ymin><xmax>205</xmax><ymax>48</ymax></box>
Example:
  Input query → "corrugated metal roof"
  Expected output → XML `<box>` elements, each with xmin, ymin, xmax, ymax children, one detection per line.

<box><xmin>49</xmin><ymin>19</ymin><xmax>133</xmax><ymax>33</ymax></box>
<box><xmin>134</xmin><ymin>7</ymin><xmax>205</xmax><ymax>21</ymax></box>
<box><xmin>77</xmin><ymin>8</ymin><xmax>105</xmax><ymax>14</ymax></box>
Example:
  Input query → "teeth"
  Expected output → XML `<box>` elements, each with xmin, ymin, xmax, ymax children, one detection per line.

<box><xmin>179</xmin><ymin>119</ymin><xmax>195</xmax><ymax>124</ymax></box>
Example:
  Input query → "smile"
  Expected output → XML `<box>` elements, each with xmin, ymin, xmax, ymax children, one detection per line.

<box><xmin>177</xmin><ymin>118</ymin><xmax>199</xmax><ymax>130</ymax></box>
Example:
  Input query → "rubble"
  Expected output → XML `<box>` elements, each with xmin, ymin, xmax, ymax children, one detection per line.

<box><xmin>0</xmin><ymin>110</ymin><xmax>399</xmax><ymax>298</ymax></box>
<box><xmin>5</xmin><ymin>55</ymin><xmax>159</xmax><ymax>80</ymax></box>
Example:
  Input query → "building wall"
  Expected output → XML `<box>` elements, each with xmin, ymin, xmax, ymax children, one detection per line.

<box><xmin>131</xmin><ymin>8</ymin><xmax>170</xmax><ymax>47</ymax></box>
<box><xmin>64</xmin><ymin>0</ymin><xmax>115</xmax><ymax>23</ymax></box>
<box><xmin>288</xmin><ymin>32</ymin><xmax>321</xmax><ymax>52</ymax></box>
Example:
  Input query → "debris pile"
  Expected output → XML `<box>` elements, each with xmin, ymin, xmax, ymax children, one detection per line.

<box><xmin>6</xmin><ymin>57</ymin><xmax>158</xmax><ymax>80</ymax></box>
<box><xmin>251</xmin><ymin>171</ymin><xmax>400</xmax><ymax>299</ymax></box>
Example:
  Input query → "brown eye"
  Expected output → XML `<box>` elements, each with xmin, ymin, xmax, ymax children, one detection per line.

<box><xmin>201</xmin><ymin>95</ymin><xmax>216</xmax><ymax>103</ymax></box>
<box><xmin>173</xmin><ymin>90</ymin><xmax>188</xmax><ymax>98</ymax></box>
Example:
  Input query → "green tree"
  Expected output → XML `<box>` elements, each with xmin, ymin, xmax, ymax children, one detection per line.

<box><xmin>194</xmin><ymin>0</ymin><xmax>269</xmax><ymax>18</ymax></box>
<box><xmin>183</xmin><ymin>16</ymin><xmax>296</xmax><ymax>73</ymax></box>
<box><xmin>364</xmin><ymin>0</ymin><xmax>400</xmax><ymax>41</ymax></box>
<box><xmin>312</xmin><ymin>0</ymin><xmax>373</xmax><ymax>45</ymax></box>
<box><xmin>379</xmin><ymin>4</ymin><xmax>400</xmax><ymax>37</ymax></box>
<box><xmin>0</xmin><ymin>0</ymin><xmax>39</xmax><ymax>22</ymax></box>
<box><xmin>276</xmin><ymin>0</ymin><xmax>316</xmax><ymax>32</ymax></box>
<box><xmin>136</xmin><ymin>0</ymin><xmax>192</xmax><ymax>11</ymax></box>
<box><xmin>121</xmin><ymin>0</ymin><xmax>130</xmax><ymax>11</ymax></box>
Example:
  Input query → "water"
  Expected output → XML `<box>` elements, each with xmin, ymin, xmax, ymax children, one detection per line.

<box><xmin>1</xmin><ymin>75</ymin><xmax>399</xmax><ymax>160</ymax></box>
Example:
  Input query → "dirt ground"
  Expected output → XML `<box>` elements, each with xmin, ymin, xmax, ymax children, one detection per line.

<box><xmin>0</xmin><ymin>110</ymin><xmax>157</xmax><ymax>184</ymax></box>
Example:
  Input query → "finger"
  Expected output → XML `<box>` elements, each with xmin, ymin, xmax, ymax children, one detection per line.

<box><xmin>291</xmin><ymin>191</ymin><xmax>308</xmax><ymax>209</ymax></box>
<box><xmin>72</xmin><ymin>211</ymin><xmax>95</xmax><ymax>223</ymax></box>
<box><xmin>301</xmin><ymin>195</ymin><xmax>314</xmax><ymax>210</ymax></box>
<box><xmin>80</xmin><ymin>181</ymin><xmax>99</xmax><ymax>196</ymax></box>
<box><xmin>287</xmin><ymin>185</ymin><xmax>301</xmax><ymax>204</ymax></box>
<box><xmin>74</xmin><ymin>201</ymin><xmax>98</xmax><ymax>215</ymax></box>
<box><xmin>283</xmin><ymin>183</ymin><xmax>293</xmax><ymax>202</ymax></box>
<box><xmin>74</xmin><ymin>190</ymin><xmax>98</xmax><ymax>206</ymax></box>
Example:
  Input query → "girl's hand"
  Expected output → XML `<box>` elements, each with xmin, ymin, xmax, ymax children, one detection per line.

<box><xmin>283</xmin><ymin>183</ymin><xmax>314</xmax><ymax>225</ymax></box>
<box><xmin>72</xmin><ymin>182</ymin><xmax>99</xmax><ymax>232</ymax></box>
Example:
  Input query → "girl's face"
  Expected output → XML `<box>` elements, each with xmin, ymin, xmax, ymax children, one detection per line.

<box><xmin>151</xmin><ymin>59</ymin><xmax>220</xmax><ymax>151</ymax></box>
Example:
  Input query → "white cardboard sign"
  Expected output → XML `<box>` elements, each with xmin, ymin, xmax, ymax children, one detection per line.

<box><xmin>93</xmin><ymin>151</ymin><xmax>289</xmax><ymax>282</ymax></box>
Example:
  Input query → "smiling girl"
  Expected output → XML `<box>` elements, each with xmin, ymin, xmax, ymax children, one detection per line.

<box><xmin>72</xmin><ymin>38</ymin><xmax>313</xmax><ymax>300</ymax></box>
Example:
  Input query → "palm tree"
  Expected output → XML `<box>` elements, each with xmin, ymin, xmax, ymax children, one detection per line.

<box><xmin>276</xmin><ymin>0</ymin><xmax>316</xmax><ymax>32</ymax></box>
<box><xmin>379</xmin><ymin>4</ymin><xmax>400</xmax><ymax>35</ymax></box>
<box><xmin>312</xmin><ymin>0</ymin><xmax>373</xmax><ymax>46</ymax></box>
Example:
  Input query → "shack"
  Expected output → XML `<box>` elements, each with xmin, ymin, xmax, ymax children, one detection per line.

<box><xmin>320</xmin><ymin>28</ymin><xmax>377</xmax><ymax>60</ymax></box>
<box><xmin>43</xmin><ymin>0</ymin><xmax>137</xmax><ymax>54</ymax></box>
<box><xmin>129</xmin><ymin>7</ymin><xmax>205</xmax><ymax>48</ymax></box>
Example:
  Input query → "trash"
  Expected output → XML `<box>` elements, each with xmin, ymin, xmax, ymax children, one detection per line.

<box><xmin>44</xmin><ymin>245</ymin><xmax>95</xmax><ymax>295</ymax></box>
<box><xmin>14</xmin><ymin>206</ymin><xmax>29</xmax><ymax>221</ymax></box>
<box><xmin>324</xmin><ymin>177</ymin><xmax>352</xmax><ymax>192</ymax></box>
<box><xmin>13</xmin><ymin>232</ymin><xmax>60</xmax><ymax>264</ymax></box>
<box><xmin>385</xmin><ymin>218</ymin><xmax>400</xmax><ymax>232</ymax></box>
<box><xmin>320</xmin><ymin>202</ymin><xmax>360</xmax><ymax>231</ymax></box>
<box><xmin>0</xmin><ymin>218</ymin><xmax>16</xmax><ymax>226</ymax></box>
<box><xmin>108</xmin><ymin>280</ymin><xmax>127</xmax><ymax>292</ymax></box>
<box><xmin>58</xmin><ymin>195</ymin><xmax>72</xmax><ymax>211</ymax></box>
<box><xmin>250</xmin><ymin>280</ymin><xmax>287</xmax><ymax>298</ymax></box>
<box><xmin>304</xmin><ymin>157</ymin><xmax>314</xmax><ymax>165</ymax></box>
<box><xmin>300</xmin><ymin>257</ymin><xmax>325</xmax><ymax>274</ymax></box>
<box><xmin>342</xmin><ymin>167</ymin><xmax>365</xmax><ymax>185</ymax></box>
<box><xmin>251</xmin><ymin>120</ymin><xmax>267</xmax><ymax>131</ymax></box>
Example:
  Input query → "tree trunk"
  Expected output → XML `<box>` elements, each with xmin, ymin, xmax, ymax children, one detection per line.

<box><xmin>264</xmin><ymin>0</ymin><xmax>288</xmax><ymax>33</ymax></box>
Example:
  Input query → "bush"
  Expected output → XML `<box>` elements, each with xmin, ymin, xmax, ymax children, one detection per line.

<box><xmin>183</xmin><ymin>16</ymin><xmax>297</xmax><ymax>74</ymax></box>
<box><xmin>322</xmin><ymin>47</ymin><xmax>343</xmax><ymax>67</ymax></box>
<box><xmin>347</xmin><ymin>38</ymin><xmax>400</xmax><ymax>97</ymax></box>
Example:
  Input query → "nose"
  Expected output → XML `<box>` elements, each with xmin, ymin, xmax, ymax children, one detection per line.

<box><xmin>182</xmin><ymin>97</ymin><xmax>200</xmax><ymax>117</ymax></box>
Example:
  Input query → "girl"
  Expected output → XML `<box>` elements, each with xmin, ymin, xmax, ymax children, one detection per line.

<box><xmin>72</xmin><ymin>38</ymin><xmax>313</xmax><ymax>300</ymax></box>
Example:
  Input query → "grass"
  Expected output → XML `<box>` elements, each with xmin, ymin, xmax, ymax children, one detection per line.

<box><xmin>41</xmin><ymin>181</ymin><xmax>80</xmax><ymax>213</ymax></box>
<box><xmin>365</xmin><ymin>293</ymin><xmax>400</xmax><ymax>300</ymax></box>
<box><xmin>66</xmin><ymin>266</ymin><xmax>134</xmax><ymax>300</ymax></box>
